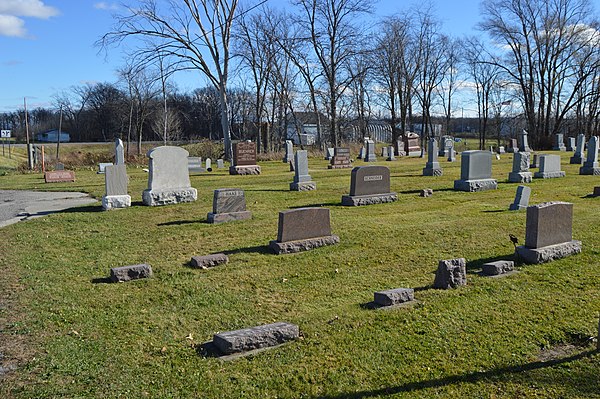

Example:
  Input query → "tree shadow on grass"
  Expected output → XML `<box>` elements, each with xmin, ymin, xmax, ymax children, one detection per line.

<box><xmin>56</xmin><ymin>205</ymin><xmax>103</xmax><ymax>214</ymax></box>
<box><xmin>90</xmin><ymin>277</ymin><xmax>111</xmax><ymax>284</ymax></box>
<box><xmin>289</xmin><ymin>202</ymin><xmax>343</xmax><ymax>209</ymax></box>
<box><xmin>157</xmin><ymin>219</ymin><xmax>203</xmax><ymax>227</ymax></box>
<box><xmin>314</xmin><ymin>349</ymin><xmax>598</xmax><ymax>399</ymax></box>
<box><xmin>482</xmin><ymin>209</ymin><xmax>506</xmax><ymax>213</ymax></box>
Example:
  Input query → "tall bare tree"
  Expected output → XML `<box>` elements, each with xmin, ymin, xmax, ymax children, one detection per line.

<box><xmin>100</xmin><ymin>0</ymin><xmax>240</xmax><ymax>159</ymax></box>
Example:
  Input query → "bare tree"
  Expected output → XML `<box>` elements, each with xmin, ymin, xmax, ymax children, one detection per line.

<box><xmin>100</xmin><ymin>0</ymin><xmax>241</xmax><ymax>159</ymax></box>
<box><xmin>437</xmin><ymin>37</ymin><xmax>461</xmax><ymax>136</ymax></box>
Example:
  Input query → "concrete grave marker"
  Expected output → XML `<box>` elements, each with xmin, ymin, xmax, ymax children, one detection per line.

<box><xmin>381</xmin><ymin>146</ymin><xmax>388</xmax><ymax>158</ymax></box>
<box><xmin>55</xmin><ymin>162</ymin><xmax>65</xmax><ymax>170</ymax></box>
<box><xmin>217</xmin><ymin>159</ymin><xmax>224</xmax><ymax>169</ymax></box>
<box><xmin>481</xmin><ymin>260</ymin><xmax>514</xmax><ymax>276</ymax></box>
<box><xmin>386</xmin><ymin>146</ymin><xmax>396</xmax><ymax>161</ymax></box>
<box><xmin>269</xmin><ymin>207</ymin><xmax>339</xmax><ymax>254</ymax></box>
<box><xmin>566</xmin><ymin>137</ymin><xmax>576</xmax><ymax>151</ymax></box>
<box><xmin>453</xmin><ymin>150</ymin><xmax>498</xmax><ymax>192</ymax></box>
<box><xmin>530</xmin><ymin>153</ymin><xmax>539</xmax><ymax>168</ymax></box>
<box><xmin>519</xmin><ymin>130</ymin><xmax>532</xmax><ymax>152</ymax></box>
<box><xmin>534</xmin><ymin>154</ymin><xmax>565</xmax><ymax>178</ymax></box>
<box><xmin>579</xmin><ymin>136</ymin><xmax>600</xmax><ymax>175</ymax></box>
<box><xmin>230</xmin><ymin>141</ymin><xmax>261</xmax><ymax>175</ymax></box>
<box><xmin>290</xmin><ymin>150</ymin><xmax>316</xmax><ymax>191</ymax></box>
<box><xmin>374</xmin><ymin>288</ymin><xmax>414</xmax><ymax>307</ymax></box>
<box><xmin>98</xmin><ymin>162</ymin><xmax>113</xmax><ymax>174</ymax></box>
<box><xmin>403</xmin><ymin>133</ymin><xmax>421</xmax><ymax>156</ymax></box>
<box><xmin>205</xmin><ymin>158</ymin><xmax>212</xmax><ymax>171</ymax></box>
<box><xmin>422</xmin><ymin>138</ymin><xmax>442</xmax><ymax>176</ymax></box>
<box><xmin>190</xmin><ymin>253</ymin><xmax>228</xmax><ymax>269</ymax></box>
<box><xmin>207</xmin><ymin>188</ymin><xmax>251</xmax><ymax>224</ymax></box>
<box><xmin>142</xmin><ymin>146</ymin><xmax>198</xmax><ymax>206</ymax></box>
<box><xmin>102</xmin><ymin>164</ymin><xmax>131</xmax><ymax>210</ymax></box>
<box><xmin>328</xmin><ymin>147</ymin><xmax>352</xmax><ymax>169</ymax></box>
<box><xmin>325</xmin><ymin>147</ymin><xmax>334</xmax><ymax>160</ymax></box>
<box><xmin>341</xmin><ymin>166</ymin><xmax>398</xmax><ymax>206</ymax></box>
<box><xmin>213</xmin><ymin>322</ymin><xmax>299</xmax><ymax>355</ymax></box>
<box><xmin>508</xmin><ymin>152</ymin><xmax>533</xmax><ymax>183</ymax></box>
<box><xmin>283</xmin><ymin>140</ymin><xmax>293</xmax><ymax>163</ymax></box>
<box><xmin>433</xmin><ymin>258</ymin><xmax>467</xmax><ymax>289</ymax></box>
<box><xmin>515</xmin><ymin>202</ymin><xmax>582</xmax><ymax>263</ymax></box>
<box><xmin>570</xmin><ymin>134</ymin><xmax>585</xmax><ymax>164</ymax></box>
<box><xmin>110</xmin><ymin>264</ymin><xmax>152</xmax><ymax>283</ymax></box>
<box><xmin>364</xmin><ymin>139</ymin><xmax>377</xmax><ymax>162</ymax></box>
<box><xmin>553</xmin><ymin>133</ymin><xmax>566</xmax><ymax>151</ymax></box>
<box><xmin>188</xmin><ymin>157</ymin><xmax>205</xmax><ymax>173</ymax></box>
<box><xmin>506</xmin><ymin>138</ymin><xmax>518</xmax><ymax>153</ymax></box>
<box><xmin>115</xmin><ymin>138</ymin><xmax>125</xmax><ymax>165</ymax></box>
<box><xmin>509</xmin><ymin>185</ymin><xmax>531</xmax><ymax>211</ymax></box>
<box><xmin>358</xmin><ymin>146</ymin><xmax>365</xmax><ymax>159</ymax></box>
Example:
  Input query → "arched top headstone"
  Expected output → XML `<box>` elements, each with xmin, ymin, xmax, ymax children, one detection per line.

<box><xmin>146</xmin><ymin>146</ymin><xmax>191</xmax><ymax>190</ymax></box>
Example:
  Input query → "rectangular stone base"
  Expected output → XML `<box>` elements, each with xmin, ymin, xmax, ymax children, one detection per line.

<box><xmin>579</xmin><ymin>166</ymin><xmax>600</xmax><ymax>175</ymax></box>
<box><xmin>142</xmin><ymin>187</ymin><xmax>197</xmax><ymax>206</ymax></box>
<box><xmin>374</xmin><ymin>288</ymin><xmax>414</xmax><ymax>307</ymax></box>
<box><xmin>570</xmin><ymin>156</ymin><xmax>583</xmax><ymax>165</ymax></box>
<box><xmin>516</xmin><ymin>240</ymin><xmax>582</xmax><ymax>264</ymax></box>
<box><xmin>110</xmin><ymin>264</ymin><xmax>153</xmax><ymax>282</ymax></box>
<box><xmin>213</xmin><ymin>322</ymin><xmax>299</xmax><ymax>355</ymax></box>
<box><xmin>328</xmin><ymin>164</ymin><xmax>352</xmax><ymax>169</ymax></box>
<box><xmin>508</xmin><ymin>172</ymin><xmax>533</xmax><ymax>183</ymax></box>
<box><xmin>290</xmin><ymin>181</ymin><xmax>316</xmax><ymax>191</ymax></box>
<box><xmin>509</xmin><ymin>202</ymin><xmax>527</xmax><ymax>211</ymax></box>
<box><xmin>190</xmin><ymin>253</ymin><xmax>229</xmax><ymax>269</ymax></box>
<box><xmin>229</xmin><ymin>165</ymin><xmax>261</xmax><ymax>175</ymax></box>
<box><xmin>341</xmin><ymin>192</ymin><xmax>398</xmax><ymax>206</ymax></box>
<box><xmin>482</xmin><ymin>260</ymin><xmax>514</xmax><ymax>276</ymax></box>
<box><xmin>423</xmin><ymin>167</ymin><xmax>443</xmax><ymax>176</ymax></box>
<box><xmin>453</xmin><ymin>179</ymin><xmax>498</xmax><ymax>192</ymax></box>
<box><xmin>207</xmin><ymin>211</ymin><xmax>252</xmax><ymax>224</ymax></box>
<box><xmin>269</xmin><ymin>235</ymin><xmax>340</xmax><ymax>254</ymax></box>
<box><xmin>534</xmin><ymin>171</ymin><xmax>566</xmax><ymax>179</ymax></box>
<box><xmin>102</xmin><ymin>195</ymin><xmax>131</xmax><ymax>210</ymax></box>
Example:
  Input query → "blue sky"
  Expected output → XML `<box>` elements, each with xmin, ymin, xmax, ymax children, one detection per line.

<box><xmin>0</xmin><ymin>0</ymin><xmax>535</xmax><ymax>112</ymax></box>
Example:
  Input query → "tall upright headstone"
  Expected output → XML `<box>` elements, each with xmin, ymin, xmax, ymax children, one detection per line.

<box><xmin>364</xmin><ymin>139</ymin><xmax>377</xmax><ymax>162</ymax></box>
<box><xmin>102</xmin><ymin>164</ymin><xmax>131</xmax><ymax>210</ymax></box>
<box><xmin>325</xmin><ymin>147</ymin><xmax>335</xmax><ymax>160</ymax></box>
<box><xmin>207</xmin><ymin>188</ymin><xmax>252</xmax><ymax>224</ymax></box>
<box><xmin>229</xmin><ymin>141</ymin><xmax>261</xmax><ymax>175</ymax></box>
<box><xmin>553</xmin><ymin>133</ymin><xmax>566</xmax><ymax>151</ymax></box>
<box><xmin>403</xmin><ymin>132</ymin><xmax>421</xmax><ymax>156</ymax></box>
<box><xmin>509</xmin><ymin>185</ymin><xmax>531</xmax><ymax>211</ymax></box>
<box><xmin>386</xmin><ymin>146</ymin><xmax>396</xmax><ymax>161</ymax></box>
<box><xmin>454</xmin><ymin>150</ymin><xmax>498</xmax><ymax>192</ymax></box>
<box><xmin>358</xmin><ymin>146</ymin><xmax>365</xmax><ymax>159</ymax></box>
<box><xmin>518</xmin><ymin>129</ymin><xmax>532</xmax><ymax>152</ymax></box>
<box><xmin>515</xmin><ymin>202</ymin><xmax>581</xmax><ymax>263</ymax></box>
<box><xmin>534</xmin><ymin>154</ymin><xmax>565</xmax><ymax>178</ymax></box>
<box><xmin>269</xmin><ymin>208</ymin><xmax>340</xmax><ymax>254</ymax></box>
<box><xmin>115</xmin><ymin>138</ymin><xmax>125</xmax><ymax>165</ymax></box>
<box><xmin>570</xmin><ymin>134</ymin><xmax>585</xmax><ymax>164</ymax></box>
<box><xmin>341</xmin><ymin>165</ymin><xmax>397</xmax><ymax>206</ymax></box>
<box><xmin>381</xmin><ymin>146</ymin><xmax>389</xmax><ymax>158</ymax></box>
<box><xmin>205</xmin><ymin>158</ymin><xmax>212</xmax><ymax>171</ymax></box>
<box><xmin>290</xmin><ymin>150</ymin><xmax>316</xmax><ymax>191</ymax></box>
<box><xmin>423</xmin><ymin>138</ymin><xmax>442</xmax><ymax>176</ymax></box>
<box><xmin>142</xmin><ymin>146</ymin><xmax>198</xmax><ymax>206</ymax></box>
<box><xmin>579</xmin><ymin>136</ymin><xmax>600</xmax><ymax>175</ymax></box>
<box><xmin>283</xmin><ymin>140</ymin><xmax>293</xmax><ymax>163</ymax></box>
<box><xmin>506</xmin><ymin>139</ymin><xmax>518</xmax><ymax>153</ymax></box>
<box><xmin>566</xmin><ymin>137</ymin><xmax>576</xmax><ymax>151</ymax></box>
<box><xmin>446</xmin><ymin>139</ymin><xmax>456</xmax><ymax>162</ymax></box>
<box><xmin>508</xmin><ymin>152</ymin><xmax>533</xmax><ymax>183</ymax></box>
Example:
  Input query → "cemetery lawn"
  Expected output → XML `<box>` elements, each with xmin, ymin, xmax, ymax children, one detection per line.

<box><xmin>1</xmin><ymin>152</ymin><xmax>599</xmax><ymax>399</ymax></box>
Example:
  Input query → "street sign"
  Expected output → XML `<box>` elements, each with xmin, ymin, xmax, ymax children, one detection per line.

<box><xmin>1</xmin><ymin>130</ymin><xmax>11</xmax><ymax>138</ymax></box>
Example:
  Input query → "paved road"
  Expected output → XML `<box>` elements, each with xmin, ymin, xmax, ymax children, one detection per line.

<box><xmin>0</xmin><ymin>190</ymin><xmax>97</xmax><ymax>228</ymax></box>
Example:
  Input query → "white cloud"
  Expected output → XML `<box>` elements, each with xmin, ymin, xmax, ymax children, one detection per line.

<box><xmin>94</xmin><ymin>2</ymin><xmax>119</xmax><ymax>11</ymax></box>
<box><xmin>0</xmin><ymin>0</ymin><xmax>58</xmax><ymax>19</ymax></box>
<box><xmin>0</xmin><ymin>1</ymin><xmax>58</xmax><ymax>38</ymax></box>
<box><xmin>0</xmin><ymin>14</ymin><xmax>26</xmax><ymax>37</ymax></box>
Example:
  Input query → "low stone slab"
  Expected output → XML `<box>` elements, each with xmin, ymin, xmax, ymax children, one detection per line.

<box><xmin>207</xmin><ymin>211</ymin><xmax>252</xmax><ymax>224</ymax></box>
<box><xmin>44</xmin><ymin>170</ymin><xmax>75</xmax><ymax>183</ymax></box>
<box><xmin>516</xmin><ymin>240</ymin><xmax>582</xmax><ymax>264</ymax></box>
<box><xmin>102</xmin><ymin>195</ymin><xmax>131</xmax><ymax>210</ymax></box>
<box><xmin>508</xmin><ymin>171</ymin><xmax>533</xmax><ymax>183</ymax></box>
<box><xmin>270</xmin><ymin>235</ymin><xmax>340</xmax><ymax>255</ymax></box>
<box><xmin>374</xmin><ymin>288</ymin><xmax>414</xmax><ymax>307</ymax></box>
<box><xmin>142</xmin><ymin>188</ymin><xmax>197</xmax><ymax>206</ymax></box>
<box><xmin>341</xmin><ymin>193</ymin><xmax>398</xmax><ymax>206</ymax></box>
<box><xmin>481</xmin><ymin>260</ymin><xmax>514</xmax><ymax>276</ymax></box>
<box><xmin>229</xmin><ymin>165</ymin><xmax>261</xmax><ymax>175</ymax></box>
<box><xmin>420</xmin><ymin>189</ymin><xmax>433</xmax><ymax>197</ymax></box>
<box><xmin>110</xmin><ymin>264</ymin><xmax>153</xmax><ymax>282</ymax></box>
<box><xmin>453</xmin><ymin>179</ymin><xmax>498</xmax><ymax>192</ymax></box>
<box><xmin>433</xmin><ymin>258</ymin><xmax>467</xmax><ymax>289</ymax></box>
<box><xmin>534</xmin><ymin>171</ymin><xmax>565</xmax><ymax>179</ymax></box>
<box><xmin>290</xmin><ymin>181</ymin><xmax>316</xmax><ymax>191</ymax></box>
<box><xmin>190</xmin><ymin>253</ymin><xmax>229</xmax><ymax>269</ymax></box>
<box><xmin>213</xmin><ymin>322</ymin><xmax>299</xmax><ymax>355</ymax></box>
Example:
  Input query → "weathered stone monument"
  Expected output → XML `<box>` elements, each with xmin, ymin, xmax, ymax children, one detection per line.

<box><xmin>229</xmin><ymin>141</ymin><xmax>261</xmax><ymax>175</ymax></box>
<box><xmin>553</xmin><ymin>133</ymin><xmax>566</xmax><ymax>151</ymax></box>
<box><xmin>422</xmin><ymin>138</ymin><xmax>442</xmax><ymax>176</ymax></box>
<box><xmin>509</xmin><ymin>185</ymin><xmax>531</xmax><ymax>211</ymax></box>
<box><xmin>566</xmin><ymin>137</ymin><xmax>576</xmax><ymax>151</ymax></box>
<box><xmin>142</xmin><ymin>146</ymin><xmax>198</xmax><ymax>206</ymax></box>
<box><xmin>533</xmin><ymin>154</ymin><xmax>565</xmax><ymax>178</ymax></box>
<box><xmin>328</xmin><ymin>147</ymin><xmax>352</xmax><ymax>169</ymax></box>
<box><xmin>102</xmin><ymin>164</ymin><xmax>131</xmax><ymax>210</ymax></box>
<box><xmin>217</xmin><ymin>159</ymin><xmax>224</xmax><ymax>168</ymax></box>
<box><xmin>212</xmin><ymin>322</ymin><xmax>299</xmax><ymax>355</ymax></box>
<box><xmin>115</xmin><ymin>138</ymin><xmax>125</xmax><ymax>165</ymax></box>
<box><xmin>188</xmin><ymin>157</ymin><xmax>205</xmax><ymax>173</ymax></box>
<box><xmin>506</xmin><ymin>138</ymin><xmax>518</xmax><ymax>153</ymax></box>
<box><xmin>579</xmin><ymin>136</ymin><xmax>600</xmax><ymax>175</ymax></box>
<box><xmin>515</xmin><ymin>202</ymin><xmax>581</xmax><ymax>264</ymax></box>
<box><xmin>454</xmin><ymin>150</ymin><xmax>498</xmax><ymax>192</ymax></box>
<box><xmin>433</xmin><ymin>258</ymin><xmax>467</xmax><ymax>289</ymax></box>
<box><xmin>403</xmin><ymin>132</ymin><xmax>421</xmax><ymax>156</ymax></box>
<box><xmin>207</xmin><ymin>188</ymin><xmax>251</xmax><ymax>224</ymax></box>
<box><xmin>341</xmin><ymin>165</ymin><xmax>398</xmax><ymax>206</ymax></box>
<box><xmin>110</xmin><ymin>264</ymin><xmax>152</xmax><ymax>283</ymax></box>
<box><xmin>290</xmin><ymin>150</ymin><xmax>316</xmax><ymax>191</ymax></box>
<box><xmin>283</xmin><ymin>140</ymin><xmax>293</xmax><ymax>163</ymax></box>
<box><xmin>374</xmin><ymin>288</ymin><xmax>414</xmax><ymax>307</ymax></box>
<box><xmin>508</xmin><ymin>152</ymin><xmax>533</xmax><ymax>183</ymax></box>
<box><xmin>269</xmin><ymin>207</ymin><xmax>339</xmax><ymax>254</ymax></box>
<box><xmin>518</xmin><ymin>129</ymin><xmax>532</xmax><ymax>152</ymax></box>
<box><xmin>570</xmin><ymin>134</ymin><xmax>585</xmax><ymax>164</ymax></box>
<box><xmin>386</xmin><ymin>146</ymin><xmax>396</xmax><ymax>161</ymax></box>
<box><xmin>364</xmin><ymin>139</ymin><xmax>377</xmax><ymax>162</ymax></box>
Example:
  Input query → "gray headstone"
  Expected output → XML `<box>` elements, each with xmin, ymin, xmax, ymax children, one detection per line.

<box><xmin>276</xmin><ymin>207</ymin><xmax>333</xmax><ymax>242</ymax></box>
<box><xmin>105</xmin><ymin>164</ymin><xmax>128</xmax><ymax>196</ymax></box>
<box><xmin>423</xmin><ymin>138</ymin><xmax>442</xmax><ymax>176</ymax></box>
<box><xmin>325</xmin><ymin>147</ymin><xmax>334</xmax><ymax>160</ymax></box>
<box><xmin>110</xmin><ymin>264</ymin><xmax>152</xmax><ymax>283</ymax></box>
<box><xmin>217</xmin><ymin>159</ymin><xmax>224</xmax><ymax>168</ymax></box>
<box><xmin>386</xmin><ymin>146</ymin><xmax>396</xmax><ymax>161</ymax></box>
<box><xmin>570</xmin><ymin>134</ymin><xmax>585</xmax><ymax>164</ymax></box>
<box><xmin>460</xmin><ymin>150</ymin><xmax>492</xmax><ymax>180</ymax></box>
<box><xmin>358</xmin><ymin>147</ymin><xmax>365</xmax><ymax>159</ymax></box>
<box><xmin>98</xmin><ymin>162</ymin><xmax>113</xmax><ymax>174</ymax></box>
<box><xmin>530</xmin><ymin>153</ymin><xmax>539</xmax><ymax>168</ymax></box>
<box><xmin>433</xmin><ymin>258</ymin><xmax>467</xmax><ymax>289</ymax></box>
<box><xmin>525</xmin><ymin>202</ymin><xmax>573</xmax><ymax>248</ymax></box>
<box><xmin>212</xmin><ymin>188</ymin><xmax>247</xmax><ymax>214</ymax></box>
<box><xmin>374</xmin><ymin>288</ymin><xmax>414</xmax><ymax>307</ymax></box>
<box><xmin>143</xmin><ymin>146</ymin><xmax>197</xmax><ymax>206</ymax></box>
<box><xmin>509</xmin><ymin>185</ymin><xmax>531</xmax><ymax>211</ymax></box>
<box><xmin>519</xmin><ymin>130</ymin><xmax>532</xmax><ymax>152</ymax></box>
<box><xmin>293</xmin><ymin>150</ymin><xmax>311</xmax><ymax>183</ymax></box>
<box><xmin>213</xmin><ymin>322</ymin><xmax>299</xmax><ymax>355</ymax></box>
<box><xmin>55</xmin><ymin>162</ymin><xmax>64</xmax><ymax>171</ymax></box>
<box><xmin>553</xmin><ymin>133</ymin><xmax>566</xmax><ymax>151</ymax></box>
<box><xmin>349</xmin><ymin>165</ymin><xmax>391</xmax><ymax>196</ymax></box>
<box><xmin>283</xmin><ymin>140</ymin><xmax>293</xmax><ymax>163</ymax></box>
<box><xmin>115</xmin><ymin>138</ymin><xmax>125</xmax><ymax>165</ymax></box>
<box><xmin>508</xmin><ymin>152</ymin><xmax>532</xmax><ymax>183</ymax></box>
<box><xmin>381</xmin><ymin>147</ymin><xmax>388</xmax><ymax>158</ymax></box>
<box><xmin>566</xmin><ymin>137</ymin><xmax>576</xmax><ymax>151</ymax></box>
<box><xmin>534</xmin><ymin>154</ymin><xmax>565</xmax><ymax>178</ymax></box>
<box><xmin>583</xmin><ymin>136</ymin><xmax>599</xmax><ymax>167</ymax></box>
<box><xmin>329</xmin><ymin>147</ymin><xmax>352</xmax><ymax>168</ymax></box>
<box><xmin>364</xmin><ymin>140</ymin><xmax>377</xmax><ymax>162</ymax></box>
<box><xmin>188</xmin><ymin>157</ymin><xmax>205</xmax><ymax>173</ymax></box>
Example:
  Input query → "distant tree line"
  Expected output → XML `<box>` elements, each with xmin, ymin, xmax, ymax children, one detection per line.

<box><xmin>2</xmin><ymin>0</ymin><xmax>599</xmax><ymax>153</ymax></box>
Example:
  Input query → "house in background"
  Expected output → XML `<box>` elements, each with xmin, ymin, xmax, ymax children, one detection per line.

<box><xmin>285</xmin><ymin>112</ymin><xmax>329</xmax><ymax>145</ymax></box>
<box><xmin>35</xmin><ymin>129</ymin><xmax>70</xmax><ymax>143</ymax></box>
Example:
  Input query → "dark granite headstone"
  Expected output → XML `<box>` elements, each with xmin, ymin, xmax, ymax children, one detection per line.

<box><xmin>207</xmin><ymin>188</ymin><xmax>251</xmax><ymax>224</ymax></box>
<box><xmin>230</xmin><ymin>142</ymin><xmax>260</xmax><ymax>175</ymax></box>
<box><xmin>329</xmin><ymin>147</ymin><xmax>352</xmax><ymax>169</ymax></box>
<box><xmin>454</xmin><ymin>151</ymin><xmax>497</xmax><ymax>192</ymax></box>
<box><xmin>342</xmin><ymin>166</ymin><xmax>397</xmax><ymax>206</ymax></box>
<box><xmin>269</xmin><ymin>208</ymin><xmax>339</xmax><ymax>254</ymax></box>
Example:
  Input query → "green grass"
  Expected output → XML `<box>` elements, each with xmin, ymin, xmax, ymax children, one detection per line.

<box><xmin>1</xmin><ymin>151</ymin><xmax>599</xmax><ymax>398</ymax></box>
